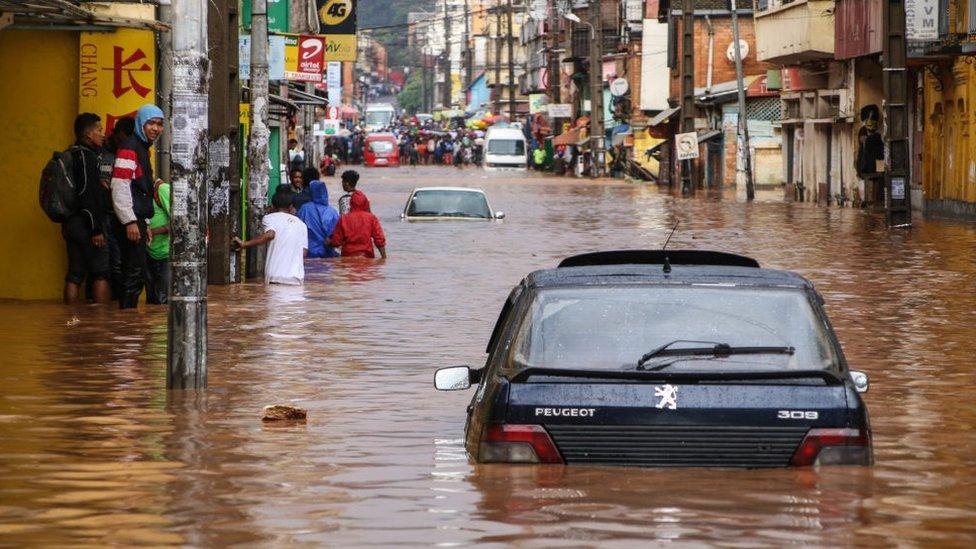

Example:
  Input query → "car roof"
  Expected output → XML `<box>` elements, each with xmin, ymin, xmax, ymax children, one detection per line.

<box><xmin>411</xmin><ymin>187</ymin><xmax>486</xmax><ymax>194</ymax></box>
<box><xmin>525</xmin><ymin>264</ymin><xmax>813</xmax><ymax>290</ymax></box>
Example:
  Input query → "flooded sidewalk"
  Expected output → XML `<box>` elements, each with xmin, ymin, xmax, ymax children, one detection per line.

<box><xmin>1</xmin><ymin>167</ymin><xmax>975</xmax><ymax>546</ymax></box>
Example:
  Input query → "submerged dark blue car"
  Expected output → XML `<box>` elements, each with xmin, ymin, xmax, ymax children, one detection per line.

<box><xmin>435</xmin><ymin>251</ymin><xmax>873</xmax><ymax>468</ymax></box>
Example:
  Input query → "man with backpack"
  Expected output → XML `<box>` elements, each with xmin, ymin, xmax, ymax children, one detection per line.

<box><xmin>110</xmin><ymin>104</ymin><xmax>164</xmax><ymax>309</ymax></box>
<box><xmin>56</xmin><ymin>113</ymin><xmax>111</xmax><ymax>304</ymax></box>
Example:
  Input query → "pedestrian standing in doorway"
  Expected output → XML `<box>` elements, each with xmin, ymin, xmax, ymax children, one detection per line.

<box><xmin>145</xmin><ymin>178</ymin><xmax>171</xmax><ymax>304</ymax></box>
<box><xmin>232</xmin><ymin>190</ymin><xmax>309</xmax><ymax>285</ymax></box>
<box><xmin>110</xmin><ymin>104</ymin><xmax>163</xmax><ymax>309</ymax></box>
<box><xmin>61</xmin><ymin>113</ymin><xmax>111</xmax><ymax>304</ymax></box>
<box><xmin>329</xmin><ymin>192</ymin><xmax>387</xmax><ymax>259</ymax></box>
<box><xmin>99</xmin><ymin>117</ymin><xmax>134</xmax><ymax>300</ymax></box>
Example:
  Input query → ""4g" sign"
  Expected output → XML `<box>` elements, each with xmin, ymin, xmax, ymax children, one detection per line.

<box><xmin>316</xmin><ymin>0</ymin><xmax>356</xmax><ymax>34</ymax></box>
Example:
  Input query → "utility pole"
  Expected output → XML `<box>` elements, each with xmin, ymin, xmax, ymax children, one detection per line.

<box><xmin>207</xmin><ymin>0</ymin><xmax>240</xmax><ymax>285</ymax></box>
<box><xmin>680</xmin><ymin>0</ymin><xmax>697</xmax><ymax>194</ymax></box>
<box><xmin>444</xmin><ymin>0</ymin><xmax>452</xmax><ymax>107</ymax></box>
<box><xmin>882</xmin><ymin>0</ymin><xmax>911</xmax><ymax>226</ymax></box>
<box><xmin>729</xmin><ymin>0</ymin><xmax>754</xmax><ymax>200</ymax></box>
<box><xmin>304</xmin><ymin>82</ymin><xmax>316</xmax><ymax>169</ymax></box>
<box><xmin>464</xmin><ymin>0</ymin><xmax>471</xmax><ymax>90</ymax></box>
<box><xmin>506</xmin><ymin>0</ymin><xmax>516</xmax><ymax>120</ymax></box>
<box><xmin>494</xmin><ymin>0</ymin><xmax>502</xmax><ymax>113</ymax></box>
<box><xmin>246</xmin><ymin>0</ymin><xmax>270</xmax><ymax>280</ymax></box>
<box><xmin>589</xmin><ymin>0</ymin><xmax>604</xmax><ymax>177</ymax></box>
<box><xmin>167</xmin><ymin>0</ymin><xmax>210</xmax><ymax>389</ymax></box>
<box><xmin>547</xmin><ymin>0</ymin><xmax>560</xmax><ymax>105</ymax></box>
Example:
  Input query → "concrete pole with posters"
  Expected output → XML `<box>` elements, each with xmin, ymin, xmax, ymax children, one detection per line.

<box><xmin>167</xmin><ymin>0</ymin><xmax>210</xmax><ymax>389</ymax></box>
<box><xmin>680</xmin><ymin>0</ymin><xmax>697</xmax><ymax>194</ymax></box>
<box><xmin>506</xmin><ymin>0</ymin><xmax>516</xmax><ymax>120</ymax></box>
<box><xmin>729</xmin><ymin>0</ymin><xmax>755</xmax><ymax>200</ymax></box>
<box><xmin>588</xmin><ymin>0</ymin><xmax>604</xmax><ymax>178</ymax></box>
<box><xmin>246</xmin><ymin>0</ymin><xmax>271</xmax><ymax>279</ymax></box>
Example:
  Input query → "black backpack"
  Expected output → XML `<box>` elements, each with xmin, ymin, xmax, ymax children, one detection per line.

<box><xmin>39</xmin><ymin>146</ymin><xmax>83</xmax><ymax>222</ymax></box>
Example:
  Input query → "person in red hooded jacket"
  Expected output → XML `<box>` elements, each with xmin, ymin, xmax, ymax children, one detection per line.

<box><xmin>328</xmin><ymin>192</ymin><xmax>387</xmax><ymax>259</ymax></box>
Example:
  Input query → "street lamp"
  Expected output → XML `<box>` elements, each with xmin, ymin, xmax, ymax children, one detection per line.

<box><xmin>563</xmin><ymin>13</ymin><xmax>594</xmax><ymax>39</ymax></box>
<box><xmin>564</xmin><ymin>11</ymin><xmax>603</xmax><ymax>178</ymax></box>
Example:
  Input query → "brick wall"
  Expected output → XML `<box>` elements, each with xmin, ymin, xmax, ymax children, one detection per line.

<box><xmin>668</xmin><ymin>16</ymin><xmax>774</xmax><ymax>100</ymax></box>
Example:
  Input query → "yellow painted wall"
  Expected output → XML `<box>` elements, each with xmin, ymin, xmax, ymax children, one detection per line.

<box><xmin>922</xmin><ymin>61</ymin><xmax>976</xmax><ymax>205</ymax></box>
<box><xmin>0</xmin><ymin>31</ymin><xmax>78</xmax><ymax>299</ymax></box>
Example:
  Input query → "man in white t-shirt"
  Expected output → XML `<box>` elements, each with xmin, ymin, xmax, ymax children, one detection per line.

<box><xmin>232</xmin><ymin>190</ymin><xmax>308</xmax><ymax>285</ymax></box>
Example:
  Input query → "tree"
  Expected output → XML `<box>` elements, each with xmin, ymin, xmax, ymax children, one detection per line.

<box><xmin>397</xmin><ymin>70</ymin><xmax>424</xmax><ymax>114</ymax></box>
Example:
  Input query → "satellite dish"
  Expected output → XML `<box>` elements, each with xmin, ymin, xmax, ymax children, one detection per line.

<box><xmin>726</xmin><ymin>40</ymin><xmax>750</xmax><ymax>62</ymax></box>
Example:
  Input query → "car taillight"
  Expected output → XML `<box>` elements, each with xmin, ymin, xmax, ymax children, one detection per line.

<box><xmin>479</xmin><ymin>424</ymin><xmax>564</xmax><ymax>464</ymax></box>
<box><xmin>790</xmin><ymin>428</ymin><xmax>872</xmax><ymax>466</ymax></box>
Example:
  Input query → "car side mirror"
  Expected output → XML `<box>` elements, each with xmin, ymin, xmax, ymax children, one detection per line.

<box><xmin>495</xmin><ymin>211</ymin><xmax>506</xmax><ymax>220</ymax></box>
<box><xmin>850</xmin><ymin>370</ymin><xmax>869</xmax><ymax>393</ymax></box>
<box><xmin>434</xmin><ymin>366</ymin><xmax>480</xmax><ymax>391</ymax></box>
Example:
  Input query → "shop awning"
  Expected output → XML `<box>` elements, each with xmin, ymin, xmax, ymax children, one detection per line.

<box><xmin>0</xmin><ymin>1</ymin><xmax>167</xmax><ymax>31</ymax></box>
<box><xmin>286</xmin><ymin>86</ymin><xmax>329</xmax><ymax>106</ymax></box>
<box><xmin>648</xmin><ymin>106</ymin><xmax>680</xmax><ymax>127</ymax></box>
<box><xmin>552</xmin><ymin>129</ymin><xmax>581</xmax><ymax>146</ymax></box>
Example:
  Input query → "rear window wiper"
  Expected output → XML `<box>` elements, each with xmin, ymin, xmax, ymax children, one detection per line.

<box><xmin>637</xmin><ymin>341</ymin><xmax>795</xmax><ymax>370</ymax></box>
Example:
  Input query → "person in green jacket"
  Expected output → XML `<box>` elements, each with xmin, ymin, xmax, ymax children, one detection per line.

<box><xmin>145</xmin><ymin>178</ymin><xmax>170</xmax><ymax>304</ymax></box>
<box><xmin>533</xmin><ymin>145</ymin><xmax>546</xmax><ymax>171</ymax></box>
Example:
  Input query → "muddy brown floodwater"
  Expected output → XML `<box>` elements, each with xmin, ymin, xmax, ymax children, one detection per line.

<box><xmin>2</xmin><ymin>166</ymin><xmax>976</xmax><ymax>546</ymax></box>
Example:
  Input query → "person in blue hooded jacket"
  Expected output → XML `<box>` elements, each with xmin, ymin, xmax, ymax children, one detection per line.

<box><xmin>297</xmin><ymin>180</ymin><xmax>340</xmax><ymax>258</ymax></box>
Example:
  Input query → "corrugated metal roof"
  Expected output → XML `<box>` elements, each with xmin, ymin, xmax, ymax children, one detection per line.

<box><xmin>0</xmin><ymin>1</ymin><xmax>165</xmax><ymax>30</ymax></box>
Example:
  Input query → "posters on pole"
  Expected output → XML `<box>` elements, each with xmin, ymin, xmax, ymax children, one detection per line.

<box><xmin>675</xmin><ymin>132</ymin><xmax>700</xmax><ymax>161</ymax></box>
<box><xmin>906</xmin><ymin>0</ymin><xmax>939</xmax><ymax>41</ymax></box>
<box><xmin>316</xmin><ymin>0</ymin><xmax>357</xmax><ymax>61</ymax></box>
<box><xmin>284</xmin><ymin>35</ymin><xmax>325</xmax><ymax>82</ymax></box>
<box><xmin>239</xmin><ymin>35</ymin><xmax>286</xmax><ymax>80</ymax></box>
<box><xmin>79</xmin><ymin>3</ymin><xmax>156</xmax><ymax>133</ymax></box>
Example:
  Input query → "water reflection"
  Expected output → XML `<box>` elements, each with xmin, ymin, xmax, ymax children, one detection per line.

<box><xmin>1</xmin><ymin>167</ymin><xmax>975</xmax><ymax>545</ymax></box>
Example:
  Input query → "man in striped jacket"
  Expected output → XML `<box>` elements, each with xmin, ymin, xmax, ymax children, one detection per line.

<box><xmin>110</xmin><ymin>104</ymin><xmax>164</xmax><ymax>309</ymax></box>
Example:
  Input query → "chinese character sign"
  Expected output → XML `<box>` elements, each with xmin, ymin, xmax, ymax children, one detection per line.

<box><xmin>79</xmin><ymin>27</ymin><xmax>156</xmax><ymax>133</ymax></box>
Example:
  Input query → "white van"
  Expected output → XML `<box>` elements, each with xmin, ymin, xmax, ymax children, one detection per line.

<box><xmin>483</xmin><ymin>126</ymin><xmax>527</xmax><ymax>170</ymax></box>
<box><xmin>364</xmin><ymin>103</ymin><xmax>396</xmax><ymax>132</ymax></box>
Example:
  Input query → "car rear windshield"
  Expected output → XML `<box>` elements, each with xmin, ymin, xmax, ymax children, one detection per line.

<box><xmin>487</xmin><ymin>139</ymin><xmax>525</xmax><ymax>156</ymax></box>
<box><xmin>369</xmin><ymin>140</ymin><xmax>394</xmax><ymax>153</ymax></box>
<box><xmin>510</xmin><ymin>286</ymin><xmax>838</xmax><ymax>372</ymax></box>
<box><xmin>407</xmin><ymin>190</ymin><xmax>492</xmax><ymax>218</ymax></box>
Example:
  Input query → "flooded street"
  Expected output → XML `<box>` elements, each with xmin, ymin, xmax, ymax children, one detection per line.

<box><xmin>2</xmin><ymin>166</ymin><xmax>976</xmax><ymax>546</ymax></box>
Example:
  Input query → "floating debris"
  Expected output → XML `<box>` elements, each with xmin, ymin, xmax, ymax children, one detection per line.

<box><xmin>261</xmin><ymin>405</ymin><xmax>307</xmax><ymax>422</ymax></box>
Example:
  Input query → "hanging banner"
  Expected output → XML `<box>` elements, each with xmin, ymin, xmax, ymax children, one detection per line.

<box><xmin>529</xmin><ymin>94</ymin><xmax>547</xmax><ymax>114</ymax></box>
<box><xmin>242</xmin><ymin>0</ymin><xmax>290</xmax><ymax>33</ymax></box>
<box><xmin>316</xmin><ymin>0</ymin><xmax>357</xmax><ymax>61</ymax></box>
<box><xmin>326</xmin><ymin>61</ymin><xmax>342</xmax><ymax>105</ymax></box>
<box><xmin>284</xmin><ymin>35</ymin><xmax>325</xmax><ymax>82</ymax></box>
<box><xmin>239</xmin><ymin>35</ymin><xmax>286</xmax><ymax>81</ymax></box>
<box><xmin>79</xmin><ymin>4</ymin><xmax>156</xmax><ymax>133</ymax></box>
<box><xmin>906</xmin><ymin>0</ymin><xmax>939</xmax><ymax>41</ymax></box>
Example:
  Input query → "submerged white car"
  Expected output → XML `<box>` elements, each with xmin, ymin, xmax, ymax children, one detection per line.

<box><xmin>401</xmin><ymin>187</ymin><xmax>505</xmax><ymax>220</ymax></box>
